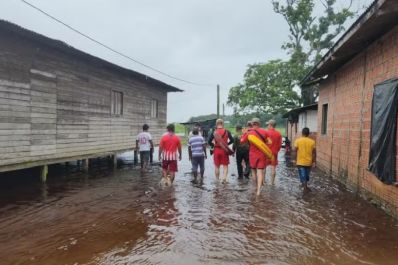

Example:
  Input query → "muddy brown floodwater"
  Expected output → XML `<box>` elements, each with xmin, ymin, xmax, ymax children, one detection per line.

<box><xmin>1</xmin><ymin>148</ymin><xmax>398</xmax><ymax>265</ymax></box>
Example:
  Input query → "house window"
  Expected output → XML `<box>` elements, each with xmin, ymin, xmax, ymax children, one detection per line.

<box><xmin>151</xmin><ymin>99</ymin><xmax>158</xmax><ymax>118</ymax></box>
<box><xmin>321</xmin><ymin>104</ymin><xmax>328</xmax><ymax>135</ymax></box>
<box><xmin>111</xmin><ymin>91</ymin><xmax>123</xmax><ymax>115</ymax></box>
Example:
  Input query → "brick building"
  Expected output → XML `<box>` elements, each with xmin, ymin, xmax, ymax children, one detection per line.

<box><xmin>302</xmin><ymin>0</ymin><xmax>398</xmax><ymax>217</ymax></box>
<box><xmin>283</xmin><ymin>103</ymin><xmax>318</xmax><ymax>143</ymax></box>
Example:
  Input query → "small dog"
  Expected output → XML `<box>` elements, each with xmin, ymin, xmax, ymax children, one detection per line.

<box><xmin>160</xmin><ymin>176</ymin><xmax>172</xmax><ymax>187</ymax></box>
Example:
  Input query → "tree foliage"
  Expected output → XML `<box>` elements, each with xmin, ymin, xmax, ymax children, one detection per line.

<box><xmin>228</xmin><ymin>0</ymin><xmax>355</xmax><ymax>114</ymax></box>
<box><xmin>273</xmin><ymin>0</ymin><xmax>354</xmax><ymax>105</ymax></box>
<box><xmin>228</xmin><ymin>60</ymin><xmax>300</xmax><ymax>114</ymax></box>
<box><xmin>273</xmin><ymin>0</ymin><xmax>354</xmax><ymax>64</ymax></box>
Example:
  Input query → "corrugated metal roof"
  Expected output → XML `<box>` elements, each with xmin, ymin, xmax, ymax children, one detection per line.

<box><xmin>282</xmin><ymin>103</ymin><xmax>318</xmax><ymax>118</ymax></box>
<box><xmin>302</xmin><ymin>0</ymin><xmax>398</xmax><ymax>85</ymax></box>
<box><xmin>0</xmin><ymin>20</ymin><xmax>183</xmax><ymax>92</ymax></box>
<box><xmin>180</xmin><ymin>118</ymin><xmax>218</xmax><ymax>126</ymax></box>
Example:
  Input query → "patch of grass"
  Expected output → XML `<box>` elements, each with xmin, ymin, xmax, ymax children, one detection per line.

<box><xmin>174</xmin><ymin>123</ymin><xmax>188</xmax><ymax>145</ymax></box>
<box><xmin>174</xmin><ymin>123</ymin><xmax>186</xmax><ymax>135</ymax></box>
<box><xmin>276</xmin><ymin>126</ymin><xmax>286</xmax><ymax>136</ymax></box>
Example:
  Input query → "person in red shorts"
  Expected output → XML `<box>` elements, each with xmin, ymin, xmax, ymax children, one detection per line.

<box><xmin>207</xmin><ymin>119</ymin><xmax>234</xmax><ymax>183</ymax></box>
<box><xmin>265</xmin><ymin>119</ymin><xmax>282</xmax><ymax>185</ymax></box>
<box><xmin>241</xmin><ymin>118</ymin><xmax>271</xmax><ymax>195</ymax></box>
<box><xmin>158</xmin><ymin>124</ymin><xmax>182</xmax><ymax>185</ymax></box>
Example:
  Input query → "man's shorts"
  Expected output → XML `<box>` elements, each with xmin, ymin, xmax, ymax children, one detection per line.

<box><xmin>266</xmin><ymin>152</ymin><xmax>279</xmax><ymax>167</ymax></box>
<box><xmin>298</xmin><ymin>166</ymin><xmax>311</xmax><ymax>183</ymax></box>
<box><xmin>250</xmin><ymin>154</ymin><xmax>267</xmax><ymax>169</ymax></box>
<box><xmin>162</xmin><ymin>160</ymin><xmax>178</xmax><ymax>172</ymax></box>
<box><xmin>191</xmin><ymin>156</ymin><xmax>205</xmax><ymax>173</ymax></box>
<box><xmin>213</xmin><ymin>148</ymin><xmax>229</xmax><ymax>166</ymax></box>
<box><xmin>140</xmin><ymin>151</ymin><xmax>150</xmax><ymax>163</ymax></box>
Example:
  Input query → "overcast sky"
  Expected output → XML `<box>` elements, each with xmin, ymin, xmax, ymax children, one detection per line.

<box><xmin>1</xmin><ymin>0</ymin><xmax>371</xmax><ymax>122</ymax></box>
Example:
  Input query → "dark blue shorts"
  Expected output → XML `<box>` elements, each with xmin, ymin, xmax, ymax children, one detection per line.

<box><xmin>192</xmin><ymin>156</ymin><xmax>205</xmax><ymax>174</ymax></box>
<box><xmin>140</xmin><ymin>151</ymin><xmax>150</xmax><ymax>163</ymax></box>
<box><xmin>298</xmin><ymin>166</ymin><xmax>311</xmax><ymax>183</ymax></box>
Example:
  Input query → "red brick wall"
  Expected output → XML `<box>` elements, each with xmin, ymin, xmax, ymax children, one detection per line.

<box><xmin>317</xmin><ymin>26</ymin><xmax>398</xmax><ymax>217</ymax></box>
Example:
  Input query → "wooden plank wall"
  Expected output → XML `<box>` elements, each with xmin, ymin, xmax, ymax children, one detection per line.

<box><xmin>0</xmin><ymin>33</ymin><xmax>32</xmax><ymax>167</ymax></box>
<box><xmin>30</xmin><ymin>69</ymin><xmax>57</xmax><ymax>156</ymax></box>
<box><xmin>0</xmin><ymin>30</ymin><xmax>169</xmax><ymax>170</ymax></box>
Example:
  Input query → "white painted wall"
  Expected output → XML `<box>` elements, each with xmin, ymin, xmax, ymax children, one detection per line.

<box><xmin>298</xmin><ymin>110</ymin><xmax>317</xmax><ymax>132</ymax></box>
<box><xmin>306</xmin><ymin>110</ymin><xmax>318</xmax><ymax>132</ymax></box>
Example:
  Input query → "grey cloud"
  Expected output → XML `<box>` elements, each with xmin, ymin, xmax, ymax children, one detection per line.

<box><xmin>1</xmin><ymin>0</ymin><xmax>291</xmax><ymax>122</ymax></box>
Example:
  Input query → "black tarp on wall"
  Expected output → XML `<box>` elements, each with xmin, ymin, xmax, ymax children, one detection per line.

<box><xmin>368</xmin><ymin>77</ymin><xmax>398</xmax><ymax>184</ymax></box>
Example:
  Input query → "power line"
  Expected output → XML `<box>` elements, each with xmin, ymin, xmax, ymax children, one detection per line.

<box><xmin>20</xmin><ymin>0</ymin><xmax>215</xmax><ymax>87</ymax></box>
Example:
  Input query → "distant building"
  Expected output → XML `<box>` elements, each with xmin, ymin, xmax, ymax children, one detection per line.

<box><xmin>302</xmin><ymin>0</ymin><xmax>398</xmax><ymax>217</ymax></box>
<box><xmin>0</xmin><ymin>20</ymin><xmax>182</xmax><ymax>174</ymax></box>
<box><xmin>283</xmin><ymin>103</ymin><xmax>318</xmax><ymax>143</ymax></box>
<box><xmin>181</xmin><ymin>118</ymin><xmax>218</xmax><ymax>140</ymax></box>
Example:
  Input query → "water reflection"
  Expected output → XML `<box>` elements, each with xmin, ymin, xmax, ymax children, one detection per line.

<box><xmin>0</xmin><ymin>149</ymin><xmax>398</xmax><ymax>265</ymax></box>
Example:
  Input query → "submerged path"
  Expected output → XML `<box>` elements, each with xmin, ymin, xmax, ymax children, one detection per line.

<box><xmin>1</xmin><ymin>148</ymin><xmax>398</xmax><ymax>265</ymax></box>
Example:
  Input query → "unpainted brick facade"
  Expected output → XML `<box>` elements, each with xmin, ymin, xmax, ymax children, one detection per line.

<box><xmin>317</xmin><ymin>26</ymin><xmax>398</xmax><ymax>217</ymax></box>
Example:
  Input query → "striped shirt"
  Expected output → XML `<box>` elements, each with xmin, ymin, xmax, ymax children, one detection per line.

<box><xmin>160</xmin><ymin>133</ymin><xmax>181</xmax><ymax>160</ymax></box>
<box><xmin>188</xmin><ymin>135</ymin><xmax>205</xmax><ymax>157</ymax></box>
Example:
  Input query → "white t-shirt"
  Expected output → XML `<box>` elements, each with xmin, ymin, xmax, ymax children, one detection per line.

<box><xmin>136</xmin><ymin>132</ymin><xmax>152</xmax><ymax>151</ymax></box>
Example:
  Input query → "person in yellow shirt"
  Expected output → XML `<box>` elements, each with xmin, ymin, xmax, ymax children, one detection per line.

<box><xmin>293</xmin><ymin>127</ymin><xmax>316</xmax><ymax>193</ymax></box>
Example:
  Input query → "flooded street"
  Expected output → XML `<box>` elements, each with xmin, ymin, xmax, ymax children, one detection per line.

<box><xmin>1</xmin><ymin>149</ymin><xmax>398</xmax><ymax>265</ymax></box>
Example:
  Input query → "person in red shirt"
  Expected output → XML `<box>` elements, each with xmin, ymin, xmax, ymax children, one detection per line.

<box><xmin>207</xmin><ymin>119</ymin><xmax>234</xmax><ymax>183</ymax></box>
<box><xmin>265</xmin><ymin>119</ymin><xmax>282</xmax><ymax>185</ymax></box>
<box><xmin>158</xmin><ymin>124</ymin><xmax>182</xmax><ymax>185</ymax></box>
<box><xmin>241</xmin><ymin>118</ymin><xmax>271</xmax><ymax>195</ymax></box>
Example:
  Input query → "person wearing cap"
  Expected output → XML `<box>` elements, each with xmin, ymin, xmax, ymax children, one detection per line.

<box><xmin>240</xmin><ymin>118</ymin><xmax>272</xmax><ymax>195</ymax></box>
<box><xmin>265</xmin><ymin>119</ymin><xmax>282</xmax><ymax>185</ymax></box>
<box><xmin>233</xmin><ymin>125</ymin><xmax>250</xmax><ymax>179</ymax></box>
<box><xmin>207</xmin><ymin>119</ymin><xmax>234</xmax><ymax>183</ymax></box>
<box><xmin>246</xmin><ymin>121</ymin><xmax>253</xmax><ymax>129</ymax></box>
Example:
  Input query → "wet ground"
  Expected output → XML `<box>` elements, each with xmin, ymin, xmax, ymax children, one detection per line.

<box><xmin>1</xmin><ymin>148</ymin><xmax>398</xmax><ymax>265</ymax></box>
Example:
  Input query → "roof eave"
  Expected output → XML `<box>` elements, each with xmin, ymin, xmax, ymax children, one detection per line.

<box><xmin>301</xmin><ymin>0</ymin><xmax>396</xmax><ymax>86</ymax></box>
<box><xmin>282</xmin><ymin>103</ymin><xmax>318</xmax><ymax>118</ymax></box>
<box><xmin>0</xmin><ymin>19</ymin><xmax>184</xmax><ymax>93</ymax></box>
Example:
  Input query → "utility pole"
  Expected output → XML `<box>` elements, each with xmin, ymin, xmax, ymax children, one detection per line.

<box><xmin>222</xmin><ymin>103</ymin><xmax>225</xmax><ymax>118</ymax></box>
<box><xmin>217</xmin><ymin>84</ymin><xmax>220</xmax><ymax>118</ymax></box>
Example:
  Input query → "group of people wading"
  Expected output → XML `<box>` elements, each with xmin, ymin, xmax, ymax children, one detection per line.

<box><xmin>136</xmin><ymin>118</ymin><xmax>316</xmax><ymax>194</ymax></box>
<box><xmin>207</xmin><ymin>118</ymin><xmax>282</xmax><ymax>195</ymax></box>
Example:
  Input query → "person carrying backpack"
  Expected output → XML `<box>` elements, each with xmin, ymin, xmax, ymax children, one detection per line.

<box><xmin>207</xmin><ymin>119</ymin><xmax>234</xmax><ymax>183</ymax></box>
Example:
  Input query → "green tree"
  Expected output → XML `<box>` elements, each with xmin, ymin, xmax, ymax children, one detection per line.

<box><xmin>273</xmin><ymin>0</ymin><xmax>354</xmax><ymax>104</ymax></box>
<box><xmin>228</xmin><ymin>60</ymin><xmax>300</xmax><ymax>114</ymax></box>
<box><xmin>228</xmin><ymin>0</ymin><xmax>355</xmax><ymax>113</ymax></box>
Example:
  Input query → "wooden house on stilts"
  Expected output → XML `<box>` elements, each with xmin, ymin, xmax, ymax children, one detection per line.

<box><xmin>0</xmin><ymin>20</ymin><xmax>182</xmax><ymax>179</ymax></box>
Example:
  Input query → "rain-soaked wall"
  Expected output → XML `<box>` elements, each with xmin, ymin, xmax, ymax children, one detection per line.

<box><xmin>317</xmin><ymin>26</ymin><xmax>398</xmax><ymax>217</ymax></box>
